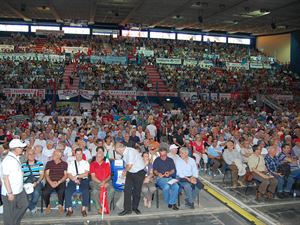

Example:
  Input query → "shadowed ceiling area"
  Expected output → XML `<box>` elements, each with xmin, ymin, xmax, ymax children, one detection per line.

<box><xmin>0</xmin><ymin>0</ymin><xmax>299</xmax><ymax>35</ymax></box>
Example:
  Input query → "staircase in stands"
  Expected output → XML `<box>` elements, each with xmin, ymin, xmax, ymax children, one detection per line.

<box><xmin>145</xmin><ymin>65</ymin><xmax>169</xmax><ymax>92</ymax></box>
<box><xmin>63</xmin><ymin>64</ymin><xmax>79</xmax><ymax>90</ymax></box>
<box><xmin>35</xmin><ymin>38</ymin><xmax>47</xmax><ymax>52</ymax></box>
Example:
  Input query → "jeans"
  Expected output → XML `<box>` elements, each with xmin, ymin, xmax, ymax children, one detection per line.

<box><xmin>276</xmin><ymin>174</ymin><xmax>294</xmax><ymax>193</ymax></box>
<box><xmin>156</xmin><ymin>177</ymin><xmax>179</xmax><ymax>205</ymax></box>
<box><xmin>27</xmin><ymin>182</ymin><xmax>43</xmax><ymax>210</ymax></box>
<box><xmin>291</xmin><ymin>169</ymin><xmax>300</xmax><ymax>180</ymax></box>
<box><xmin>178</xmin><ymin>180</ymin><xmax>200</xmax><ymax>205</ymax></box>
<box><xmin>65</xmin><ymin>179</ymin><xmax>90</xmax><ymax>208</ymax></box>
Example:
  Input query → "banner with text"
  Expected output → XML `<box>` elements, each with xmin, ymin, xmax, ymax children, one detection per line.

<box><xmin>226</xmin><ymin>62</ymin><xmax>250</xmax><ymax>70</ymax></box>
<box><xmin>0</xmin><ymin>45</ymin><xmax>14</xmax><ymax>52</ymax></box>
<box><xmin>90</xmin><ymin>56</ymin><xmax>127</xmax><ymax>65</ymax></box>
<box><xmin>62</xmin><ymin>46</ymin><xmax>89</xmax><ymax>54</ymax></box>
<box><xmin>156</xmin><ymin>58</ymin><xmax>182</xmax><ymax>65</ymax></box>
<box><xmin>3</xmin><ymin>89</ymin><xmax>45</xmax><ymax>99</ymax></box>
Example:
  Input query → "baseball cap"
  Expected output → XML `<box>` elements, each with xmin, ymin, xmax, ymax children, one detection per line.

<box><xmin>9</xmin><ymin>139</ymin><xmax>27</xmax><ymax>149</ymax></box>
<box><xmin>169</xmin><ymin>144</ymin><xmax>179</xmax><ymax>150</ymax></box>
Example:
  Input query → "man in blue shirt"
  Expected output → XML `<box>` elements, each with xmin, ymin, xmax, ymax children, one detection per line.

<box><xmin>153</xmin><ymin>145</ymin><xmax>179</xmax><ymax>210</ymax></box>
<box><xmin>265</xmin><ymin>146</ymin><xmax>294</xmax><ymax>198</ymax></box>
<box><xmin>207</xmin><ymin>139</ymin><xmax>224</xmax><ymax>176</ymax></box>
<box><xmin>176</xmin><ymin>147</ymin><xmax>202</xmax><ymax>209</ymax></box>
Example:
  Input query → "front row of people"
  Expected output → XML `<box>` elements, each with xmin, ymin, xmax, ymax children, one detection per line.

<box><xmin>18</xmin><ymin>142</ymin><xmax>203</xmax><ymax>218</ymax></box>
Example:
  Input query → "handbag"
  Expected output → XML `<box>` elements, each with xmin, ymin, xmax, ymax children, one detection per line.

<box><xmin>24</xmin><ymin>162</ymin><xmax>38</xmax><ymax>184</ymax></box>
<box><xmin>245</xmin><ymin>156</ymin><xmax>260</xmax><ymax>182</ymax></box>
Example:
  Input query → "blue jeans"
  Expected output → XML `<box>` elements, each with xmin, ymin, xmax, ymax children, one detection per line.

<box><xmin>276</xmin><ymin>174</ymin><xmax>294</xmax><ymax>193</ymax></box>
<box><xmin>291</xmin><ymin>169</ymin><xmax>300</xmax><ymax>180</ymax></box>
<box><xmin>65</xmin><ymin>178</ymin><xmax>90</xmax><ymax>208</ymax></box>
<box><xmin>179</xmin><ymin>180</ymin><xmax>201</xmax><ymax>205</ymax></box>
<box><xmin>27</xmin><ymin>182</ymin><xmax>43</xmax><ymax>210</ymax></box>
<box><xmin>156</xmin><ymin>177</ymin><xmax>179</xmax><ymax>205</ymax></box>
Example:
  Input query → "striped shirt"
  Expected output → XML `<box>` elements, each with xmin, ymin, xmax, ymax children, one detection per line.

<box><xmin>21</xmin><ymin>161</ymin><xmax>44</xmax><ymax>182</ymax></box>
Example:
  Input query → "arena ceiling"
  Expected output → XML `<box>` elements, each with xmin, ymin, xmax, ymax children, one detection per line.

<box><xmin>0</xmin><ymin>0</ymin><xmax>299</xmax><ymax>35</ymax></box>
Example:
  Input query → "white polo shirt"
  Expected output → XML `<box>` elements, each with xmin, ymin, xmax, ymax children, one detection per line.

<box><xmin>67</xmin><ymin>159</ymin><xmax>90</xmax><ymax>178</ymax></box>
<box><xmin>1</xmin><ymin>152</ymin><xmax>24</xmax><ymax>195</ymax></box>
<box><xmin>123</xmin><ymin>147</ymin><xmax>145</xmax><ymax>173</ymax></box>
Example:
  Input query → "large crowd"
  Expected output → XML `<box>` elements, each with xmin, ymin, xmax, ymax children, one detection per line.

<box><xmin>0</xmin><ymin>33</ymin><xmax>299</xmax><ymax>224</ymax></box>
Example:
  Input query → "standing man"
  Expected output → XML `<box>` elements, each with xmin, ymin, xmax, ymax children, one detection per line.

<box><xmin>1</xmin><ymin>139</ymin><xmax>28</xmax><ymax>225</ymax></box>
<box><xmin>115</xmin><ymin>142</ymin><xmax>145</xmax><ymax>216</ymax></box>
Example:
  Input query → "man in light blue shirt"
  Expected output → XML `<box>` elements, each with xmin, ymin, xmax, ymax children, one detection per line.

<box><xmin>207</xmin><ymin>139</ymin><xmax>224</xmax><ymax>175</ymax></box>
<box><xmin>176</xmin><ymin>147</ymin><xmax>203</xmax><ymax>209</ymax></box>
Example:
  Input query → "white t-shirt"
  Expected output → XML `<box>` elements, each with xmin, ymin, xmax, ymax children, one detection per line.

<box><xmin>83</xmin><ymin>149</ymin><xmax>92</xmax><ymax>161</ymax></box>
<box><xmin>64</xmin><ymin>146</ymin><xmax>73</xmax><ymax>157</ymax></box>
<box><xmin>42</xmin><ymin>147</ymin><xmax>55</xmax><ymax>159</ymax></box>
<box><xmin>1</xmin><ymin>152</ymin><xmax>24</xmax><ymax>195</ymax></box>
<box><xmin>136</xmin><ymin>131</ymin><xmax>145</xmax><ymax>143</ymax></box>
<box><xmin>34</xmin><ymin>139</ymin><xmax>47</xmax><ymax>149</ymax></box>
<box><xmin>67</xmin><ymin>159</ymin><xmax>90</xmax><ymax>178</ymax></box>
<box><xmin>146</xmin><ymin>124</ymin><xmax>157</xmax><ymax>138</ymax></box>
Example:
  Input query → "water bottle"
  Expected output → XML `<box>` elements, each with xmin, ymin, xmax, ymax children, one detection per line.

<box><xmin>293</xmin><ymin>190</ymin><xmax>297</xmax><ymax>198</ymax></box>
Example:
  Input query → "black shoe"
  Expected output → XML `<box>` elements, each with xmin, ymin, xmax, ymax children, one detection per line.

<box><xmin>277</xmin><ymin>192</ymin><xmax>285</xmax><ymax>199</ymax></box>
<box><xmin>172</xmin><ymin>204</ymin><xmax>179</xmax><ymax>210</ymax></box>
<box><xmin>283</xmin><ymin>192</ymin><xmax>290</xmax><ymax>197</ymax></box>
<box><xmin>168</xmin><ymin>204</ymin><xmax>172</xmax><ymax>208</ymax></box>
<box><xmin>133</xmin><ymin>209</ymin><xmax>141</xmax><ymax>215</ymax></box>
<box><xmin>118</xmin><ymin>210</ymin><xmax>132</xmax><ymax>216</ymax></box>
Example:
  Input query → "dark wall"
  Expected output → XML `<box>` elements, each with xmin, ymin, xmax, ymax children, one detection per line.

<box><xmin>291</xmin><ymin>30</ymin><xmax>300</xmax><ymax>74</ymax></box>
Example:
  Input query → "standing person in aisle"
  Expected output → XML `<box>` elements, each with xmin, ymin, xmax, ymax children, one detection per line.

<box><xmin>1</xmin><ymin>139</ymin><xmax>28</xmax><ymax>225</ymax></box>
<box><xmin>115</xmin><ymin>142</ymin><xmax>145</xmax><ymax>216</ymax></box>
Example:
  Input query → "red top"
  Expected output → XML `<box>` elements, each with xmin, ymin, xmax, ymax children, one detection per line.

<box><xmin>192</xmin><ymin>141</ymin><xmax>205</xmax><ymax>154</ymax></box>
<box><xmin>90</xmin><ymin>161</ymin><xmax>111</xmax><ymax>181</ymax></box>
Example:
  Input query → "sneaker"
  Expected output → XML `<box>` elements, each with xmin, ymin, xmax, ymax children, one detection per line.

<box><xmin>45</xmin><ymin>205</ymin><xmax>51</xmax><ymax>215</ymax></box>
<box><xmin>31</xmin><ymin>207</ymin><xmax>37</xmax><ymax>214</ymax></box>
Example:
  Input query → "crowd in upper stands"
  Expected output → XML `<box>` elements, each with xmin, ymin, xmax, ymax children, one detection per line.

<box><xmin>0</xmin><ymin>33</ymin><xmax>298</xmax><ymax>96</ymax></box>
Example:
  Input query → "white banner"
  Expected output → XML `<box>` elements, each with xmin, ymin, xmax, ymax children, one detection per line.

<box><xmin>57</xmin><ymin>90</ymin><xmax>79</xmax><ymax>100</ymax></box>
<box><xmin>226</xmin><ymin>62</ymin><xmax>250</xmax><ymax>70</ymax></box>
<box><xmin>156</xmin><ymin>58</ymin><xmax>181</xmax><ymax>65</ymax></box>
<box><xmin>271</xmin><ymin>95</ymin><xmax>293</xmax><ymax>101</ymax></box>
<box><xmin>80</xmin><ymin>90</ymin><xmax>95</xmax><ymax>100</ymax></box>
<box><xmin>99</xmin><ymin>90</ymin><xmax>137</xmax><ymax>98</ymax></box>
<box><xmin>0</xmin><ymin>45</ymin><xmax>14</xmax><ymax>52</ymax></box>
<box><xmin>263</xmin><ymin>64</ymin><xmax>272</xmax><ymax>69</ymax></box>
<box><xmin>199</xmin><ymin>60</ymin><xmax>214</xmax><ymax>69</ymax></box>
<box><xmin>250</xmin><ymin>62</ymin><xmax>263</xmax><ymax>69</ymax></box>
<box><xmin>183</xmin><ymin>59</ymin><xmax>198</xmax><ymax>66</ymax></box>
<box><xmin>62</xmin><ymin>46</ymin><xmax>89</xmax><ymax>54</ymax></box>
<box><xmin>137</xmin><ymin>49</ymin><xmax>154</xmax><ymax>57</ymax></box>
<box><xmin>3</xmin><ymin>89</ymin><xmax>45</xmax><ymax>99</ymax></box>
<box><xmin>219</xmin><ymin>93</ymin><xmax>231</xmax><ymax>100</ymax></box>
<box><xmin>0</xmin><ymin>53</ymin><xmax>65</xmax><ymax>62</ymax></box>
<box><xmin>180</xmin><ymin>92</ymin><xmax>197</xmax><ymax>99</ymax></box>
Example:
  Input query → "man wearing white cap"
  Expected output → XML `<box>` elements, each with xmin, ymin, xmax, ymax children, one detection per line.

<box><xmin>167</xmin><ymin>144</ymin><xmax>180</xmax><ymax>164</ymax></box>
<box><xmin>1</xmin><ymin>139</ymin><xmax>28</xmax><ymax>225</ymax></box>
